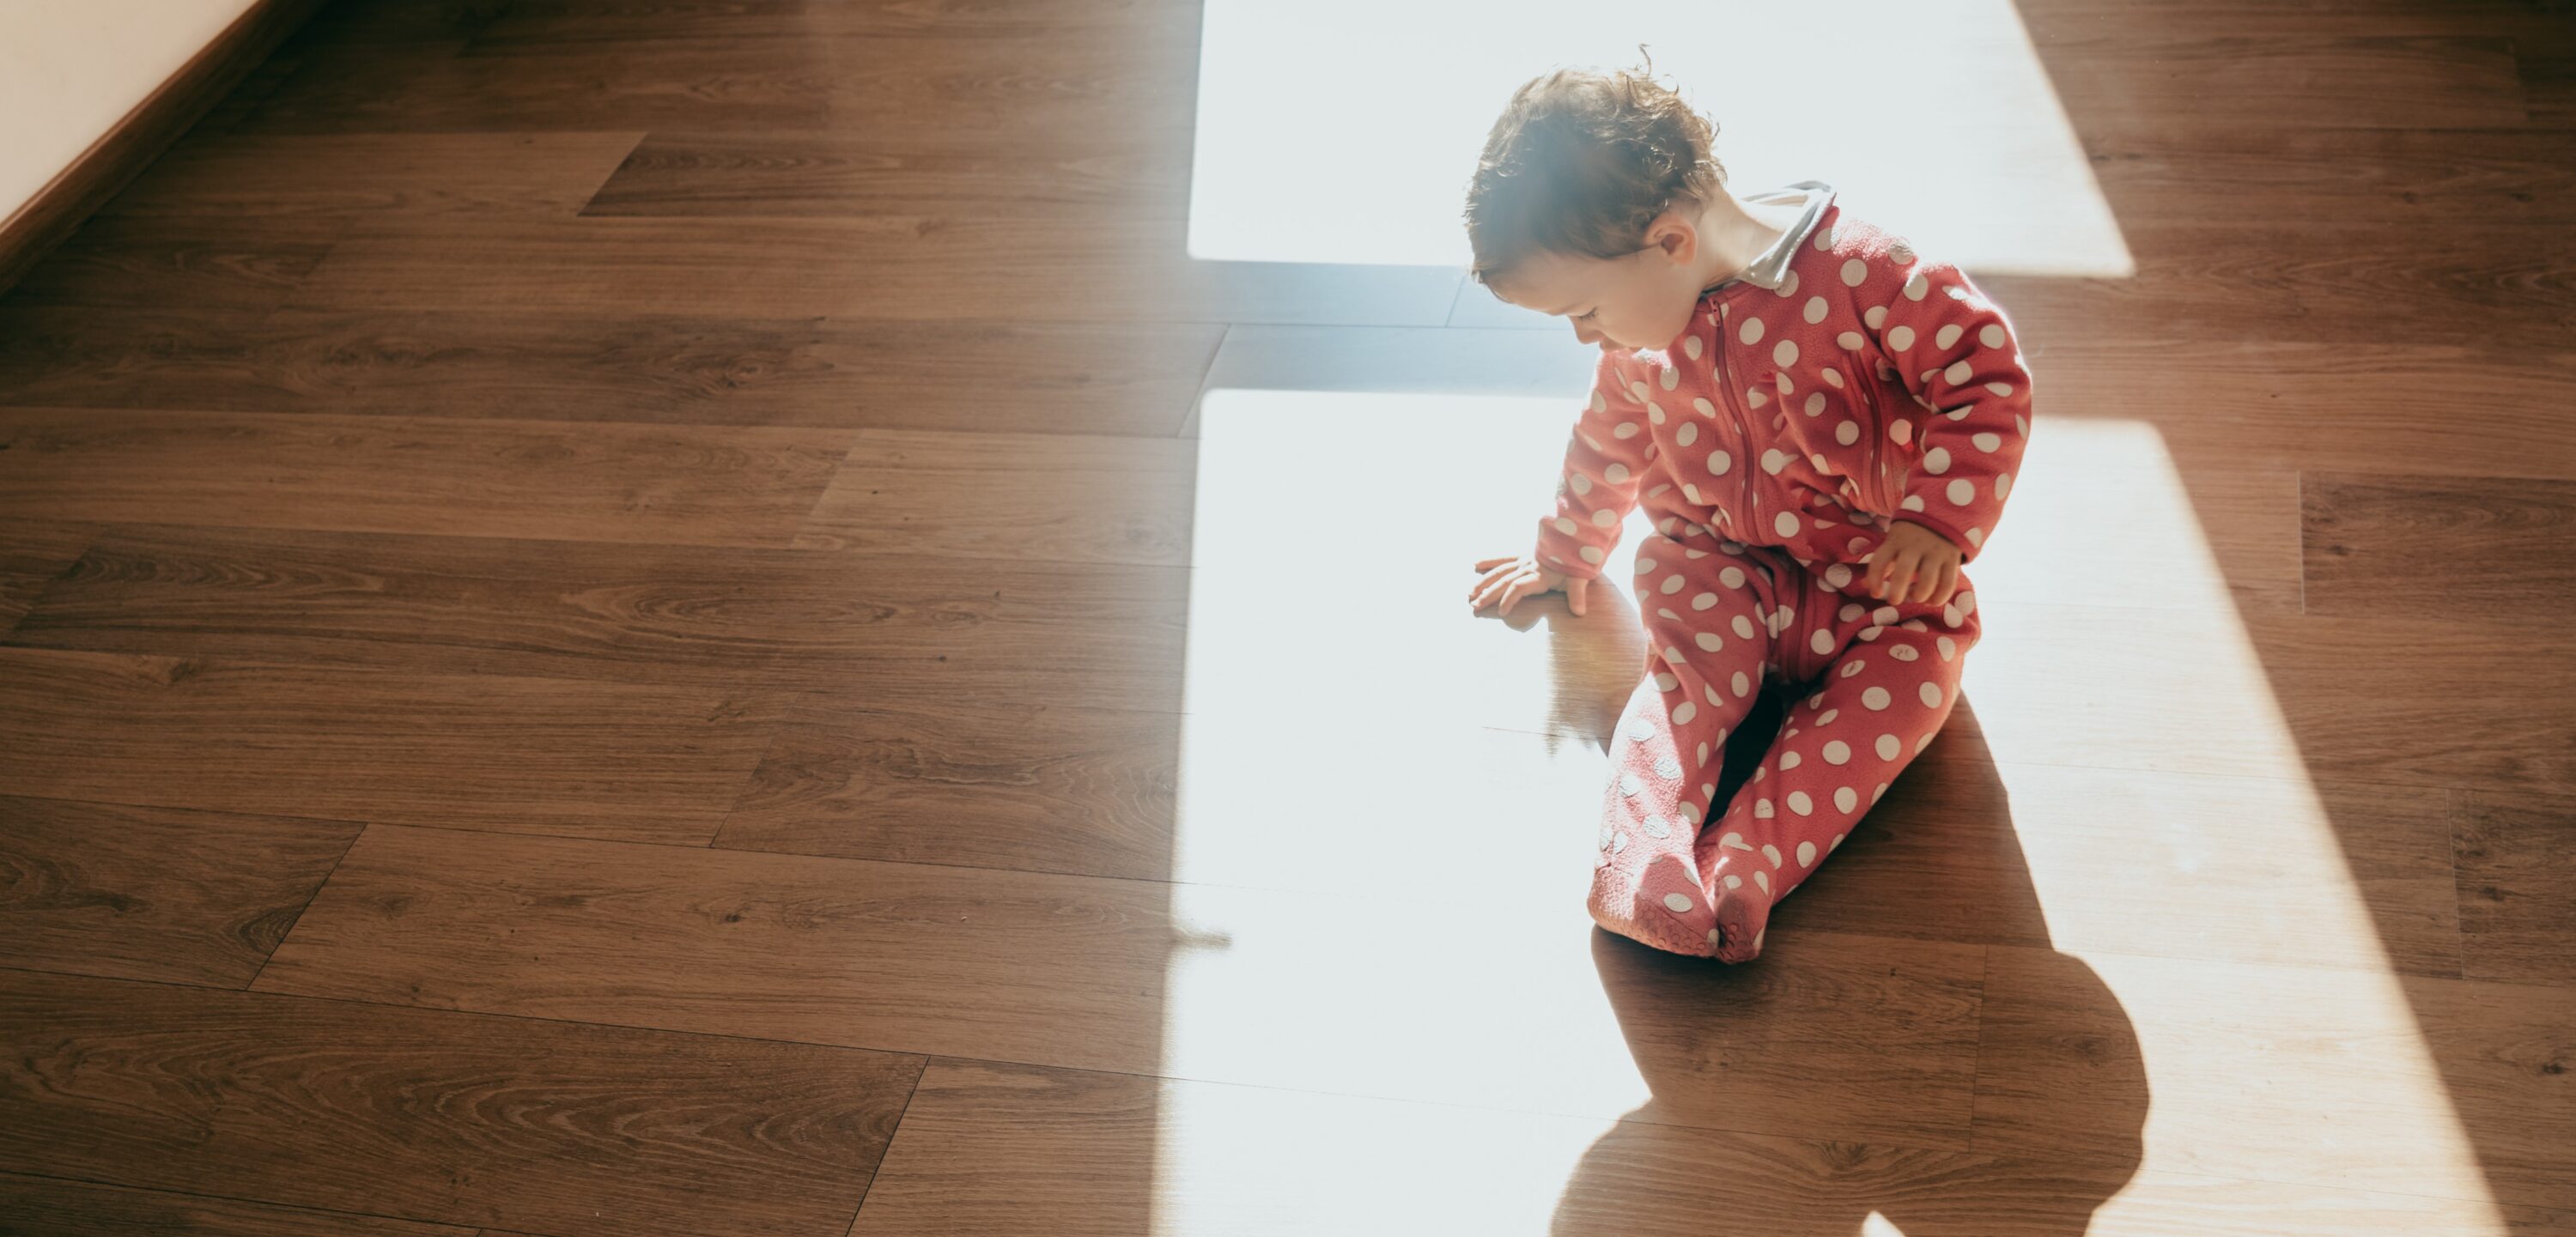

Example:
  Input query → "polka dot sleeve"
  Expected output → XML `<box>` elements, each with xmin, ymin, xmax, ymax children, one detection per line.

<box><xmin>1865</xmin><ymin>258</ymin><xmax>2032</xmax><ymax>560</ymax></box>
<box><xmin>1534</xmin><ymin>350</ymin><xmax>1657</xmax><ymax>581</ymax></box>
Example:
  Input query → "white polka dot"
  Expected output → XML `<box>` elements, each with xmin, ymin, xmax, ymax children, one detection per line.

<box><xmin>1830</xmin><ymin>833</ymin><xmax>1845</xmax><ymax>852</ymax></box>
<box><xmin>1747</xmin><ymin>388</ymin><xmax>1768</xmax><ymax>409</ymax></box>
<box><xmin>1809</xmin><ymin>629</ymin><xmax>1833</xmax><ymax>655</ymax></box>
<box><xmin>1923</xmin><ymin>446</ymin><xmax>1952</xmax><ymax>475</ymax></box>
<box><xmin>1965</xmin><ymin>526</ymin><xmax>1984</xmax><ymax>548</ymax></box>
<box><xmin>1825</xmin><ymin>565</ymin><xmax>1853</xmax><ymax>590</ymax></box>
<box><xmin>1775</xmin><ymin>372</ymin><xmax>1795</xmax><ymax>395</ymax></box>
<box><xmin>1643</xmin><ymin>815</ymin><xmax>1671</xmax><ymax>838</ymax></box>
<box><xmin>1824</xmin><ymin>739</ymin><xmax>1853</xmax><ymax>766</ymax></box>
<box><xmin>1839</xmin><ymin>660</ymin><xmax>1866</xmax><ymax>678</ymax></box>
<box><xmin>1780</xmin><ymin>270</ymin><xmax>1801</xmax><ymax>296</ymax></box>
<box><xmin>1901</xmin><ymin>495</ymin><xmax>1925</xmax><ymax>512</ymax></box>
<box><xmin>1814</xmin><ymin>225</ymin><xmax>1838</xmax><ymax>252</ymax></box>
<box><xmin>1739</xmin><ymin>318</ymin><xmax>1765</xmax><ymax>345</ymax></box>
<box><xmin>1723</xmin><ymin>874</ymin><xmax>1743</xmax><ymax>892</ymax></box>
<box><xmin>1703</xmin><ymin>450</ymin><xmax>1733</xmax><ymax>477</ymax></box>
<box><xmin>1890</xmin><ymin>419</ymin><xmax>1912</xmax><ymax>446</ymax></box>
<box><xmin>1996</xmin><ymin>473</ymin><xmax>2013</xmax><ymax>500</ymax></box>
<box><xmin>1762</xmin><ymin>448</ymin><xmax>1789</xmax><ymax>475</ymax></box>
<box><xmin>1862</xmin><ymin>686</ymin><xmax>1892</xmax><ymax>710</ymax></box>
<box><xmin>1691</xmin><ymin>592</ymin><xmax>1718</xmax><ymax>611</ymax></box>
<box><xmin>1647</xmin><ymin>402</ymin><xmax>1666</xmax><ymax>426</ymax></box>
<box><xmin>1663</xmin><ymin>892</ymin><xmax>1694</xmax><ymax>913</ymax></box>
<box><xmin>1805</xmin><ymin>392</ymin><xmax>1828</xmax><ymax>417</ymax></box>
<box><xmin>1919</xmin><ymin>681</ymin><xmax>1944</xmax><ymax>707</ymax></box>
<box><xmin>1863</xmin><ymin>306</ymin><xmax>1887</xmax><ymax>330</ymax></box>
<box><xmin>1917</xmin><ymin>734</ymin><xmax>1935</xmax><ymax>754</ymax></box>
<box><xmin>1705</xmin><ymin>684</ymin><xmax>1722</xmax><ymax>706</ymax></box>
<box><xmin>1761</xmin><ymin>843</ymin><xmax>1783</xmax><ymax>868</ymax></box>
<box><xmin>1579</xmin><ymin>546</ymin><xmax>1605</xmax><ymax>564</ymax></box>
<box><xmin>1840</xmin><ymin>258</ymin><xmax>1868</xmax><ymax>287</ymax></box>
<box><xmin>1837</xmin><ymin>330</ymin><xmax>1865</xmax><ymax>349</ymax></box>
<box><xmin>1662</xmin><ymin>573</ymin><xmax>1686</xmax><ymax>594</ymax></box>
<box><xmin>1754</xmin><ymin>870</ymin><xmax>1771</xmax><ymax>895</ymax></box>
<box><xmin>1818</xmin><ymin>708</ymin><xmax>1838</xmax><ymax>725</ymax></box>
<box><xmin>1795</xmin><ymin>840</ymin><xmax>1816</xmax><ymax>868</ymax></box>
<box><xmin>1871</xmin><ymin>734</ymin><xmax>1899</xmax><ymax>761</ymax></box>
<box><xmin>1773</xmin><ymin>339</ymin><xmax>1800</xmax><ymax>367</ymax></box>
<box><xmin>1629</xmin><ymin>380</ymin><xmax>1649</xmax><ymax>401</ymax></box>
<box><xmin>1802</xmin><ymin>295</ymin><xmax>1828</xmax><ymax>324</ymax></box>
<box><xmin>1943</xmin><ymin>360</ymin><xmax>1973</xmax><ymax>385</ymax></box>
<box><xmin>1552</xmin><ymin>517</ymin><xmax>1578</xmax><ymax>536</ymax></box>
<box><xmin>1787</xmin><ymin>791</ymin><xmax>1813</xmax><ymax>816</ymax></box>
<box><xmin>1886</xmin><ymin>324</ymin><xmax>1915</xmax><ymax>352</ymax></box>
<box><xmin>1935</xmin><ymin>324</ymin><xmax>1964</xmax><ymax>349</ymax></box>
<box><xmin>1685</xmin><ymin>335</ymin><xmax>1704</xmax><ymax>360</ymax></box>
<box><xmin>1936</xmin><ymin>635</ymin><xmax>1958</xmax><ymax>661</ymax></box>
<box><xmin>1774</xmin><ymin>512</ymin><xmax>1801</xmax><ymax>538</ymax></box>
<box><xmin>1695</xmin><ymin>631</ymin><xmax>1723</xmax><ymax>652</ymax></box>
<box><xmin>1604</xmin><ymin>463</ymin><xmax>1630</xmax><ymax>484</ymax></box>
<box><xmin>1593</xmin><ymin>508</ymin><xmax>1618</xmax><ymax>528</ymax></box>
<box><xmin>1613</xmin><ymin>422</ymin><xmax>1638</xmax><ymax>439</ymax></box>
<box><xmin>1569</xmin><ymin>474</ymin><xmax>1594</xmax><ymax>497</ymax></box>
<box><xmin>1620</xmin><ymin>772</ymin><xmax>1643</xmax><ymax>796</ymax></box>
<box><xmin>1655</xmin><ymin>671</ymin><xmax>1680</xmax><ymax>690</ymax></box>
<box><xmin>1661</xmin><ymin>365</ymin><xmax>1680</xmax><ymax>391</ymax></box>
<box><xmin>1834</xmin><ymin>420</ymin><xmax>1861</xmax><ymax>446</ymax></box>
<box><xmin>1731</xmin><ymin>670</ymin><xmax>1752</xmax><ymax>697</ymax></box>
<box><xmin>1660</xmin><ymin>645</ymin><xmax>1683</xmax><ymax>664</ymax></box>
<box><xmin>1890</xmin><ymin>645</ymin><xmax>1920</xmax><ymax>662</ymax></box>
<box><xmin>1722</xmin><ymin>567</ymin><xmax>1747</xmax><ymax>589</ymax></box>
<box><xmin>1980</xmin><ymin>324</ymin><xmax>2006</xmax><ymax>349</ymax></box>
<box><xmin>1834</xmin><ymin>786</ymin><xmax>1859</xmax><ymax>812</ymax></box>
<box><xmin>1904</xmin><ymin>271</ymin><xmax>1929</xmax><ymax>300</ymax></box>
<box><xmin>1986</xmin><ymin>380</ymin><xmax>2014</xmax><ymax>397</ymax></box>
<box><xmin>1947</xmin><ymin>478</ymin><xmax>1974</xmax><ymax>506</ymax></box>
<box><xmin>1697</xmin><ymin>741</ymin><xmax>1710</xmax><ymax>766</ymax></box>
<box><xmin>2014</xmin><ymin>414</ymin><xmax>2027</xmax><ymax>438</ymax></box>
<box><xmin>1971</xmin><ymin>432</ymin><xmax>2002</xmax><ymax>452</ymax></box>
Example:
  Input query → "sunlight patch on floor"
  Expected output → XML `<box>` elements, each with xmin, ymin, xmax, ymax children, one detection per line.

<box><xmin>1189</xmin><ymin>0</ymin><xmax>2134</xmax><ymax>279</ymax></box>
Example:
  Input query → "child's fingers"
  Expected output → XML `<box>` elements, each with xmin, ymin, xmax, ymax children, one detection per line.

<box><xmin>1498</xmin><ymin>579</ymin><xmax>1528</xmax><ymax>616</ymax></box>
<box><xmin>1882</xmin><ymin>559</ymin><xmax>1919</xmax><ymax>604</ymax></box>
<box><xmin>1566</xmin><ymin>577</ymin><xmax>1589</xmax><ymax>616</ymax></box>
<box><xmin>1473</xmin><ymin>555</ymin><xmax>1517</xmax><ymax>572</ymax></box>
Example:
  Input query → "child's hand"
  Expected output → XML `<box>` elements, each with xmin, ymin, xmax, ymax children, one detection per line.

<box><xmin>1863</xmin><ymin>521</ymin><xmax>1964</xmax><ymax>607</ymax></box>
<box><xmin>1470</xmin><ymin>555</ymin><xmax>1589</xmax><ymax>616</ymax></box>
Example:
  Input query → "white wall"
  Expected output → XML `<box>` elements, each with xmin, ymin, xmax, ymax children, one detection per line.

<box><xmin>0</xmin><ymin>0</ymin><xmax>262</xmax><ymax>227</ymax></box>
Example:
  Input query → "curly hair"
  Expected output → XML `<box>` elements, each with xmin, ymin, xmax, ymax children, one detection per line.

<box><xmin>1462</xmin><ymin>58</ymin><xmax>1727</xmax><ymax>285</ymax></box>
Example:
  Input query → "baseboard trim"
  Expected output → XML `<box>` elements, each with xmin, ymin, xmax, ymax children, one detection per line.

<box><xmin>0</xmin><ymin>0</ymin><xmax>330</xmax><ymax>297</ymax></box>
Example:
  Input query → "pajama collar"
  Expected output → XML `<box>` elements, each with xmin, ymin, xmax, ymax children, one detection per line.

<box><xmin>1718</xmin><ymin>180</ymin><xmax>1837</xmax><ymax>292</ymax></box>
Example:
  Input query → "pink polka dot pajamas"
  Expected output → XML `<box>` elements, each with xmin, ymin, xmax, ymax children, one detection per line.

<box><xmin>1536</xmin><ymin>186</ymin><xmax>2034</xmax><ymax>963</ymax></box>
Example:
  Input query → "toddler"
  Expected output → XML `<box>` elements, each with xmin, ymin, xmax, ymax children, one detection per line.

<box><xmin>1462</xmin><ymin>64</ymin><xmax>2033</xmax><ymax>963</ymax></box>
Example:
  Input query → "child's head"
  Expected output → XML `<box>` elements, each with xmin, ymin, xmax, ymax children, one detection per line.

<box><xmin>1465</xmin><ymin>62</ymin><xmax>1728</xmax><ymax>352</ymax></box>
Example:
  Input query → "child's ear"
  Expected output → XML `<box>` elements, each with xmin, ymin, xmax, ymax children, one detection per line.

<box><xmin>1648</xmin><ymin>210</ymin><xmax>1697</xmax><ymax>264</ymax></box>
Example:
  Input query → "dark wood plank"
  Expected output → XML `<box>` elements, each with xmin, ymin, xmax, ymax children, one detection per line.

<box><xmin>281</xmin><ymin>216</ymin><xmax>1467</xmax><ymax>326</ymax></box>
<box><xmin>2037</xmin><ymin>36</ymin><xmax>2530</xmax><ymax>130</ymax></box>
<box><xmin>0</xmin><ymin>797</ymin><xmax>360</xmax><ymax>987</ymax></box>
<box><xmin>470</xmin><ymin>0</ymin><xmax>1201</xmax><ymax>44</ymax></box>
<box><xmin>0</xmin><ymin>408</ymin><xmax>852</xmax><ymax>547</ymax></box>
<box><xmin>581</xmin><ymin>130</ymin><xmax>1188</xmax><ymax>219</ymax></box>
<box><xmin>253</xmin><ymin>823</ymin><xmax>1177</xmax><ymax>1075</ymax></box>
<box><xmin>0</xmin><ymin>647</ymin><xmax>779</xmax><ymax>844</ymax></box>
<box><xmin>791</xmin><ymin>427</ymin><xmax>1197</xmax><ymax>565</ymax></box>
<box><xmin>100</xmin><ymin>132</ymin><xmax>645</xmax><ymax>220</ymax></box>
<box><xmin>0</xmin><ymin>217</ymin><xmax>342</xmax><ymax>312</ymax></box>
<box><xmin>2455</xmin><ymin>791</ymin><xmax>2576</xmax><ymax>986</ymax></box>
<box><xmin>4</xmin><ymin>525</ymin><xmax>1188</xmax><ymax>714</ymax></box>
<box><xmin>713</xmin><ymin>701</ymin><xmax>1178</xmax><ymax>879</ymax></box>
<box><xmin>0</xmin><ymin>969</ymin><xmax>922</xmax><ymax>1237</ymax></box>
<box><xmin>2083</xmin><ymin>124</ymin><xmax>2576</xmax><ymax>227</ymax></box>
<box><xmin>0</xmin><ymin>520</ymin><xmax>94</xmax><ymax>634</ymax></box>
<box><xmin>0</xmin><ymin>308</ymin><xmax>1220</xmax><ymax>435</ymax></box>
<box><xmin>245</xmin><ymin>34</ymin><xmax>1195</xmax><ymax>135</ymax></box>
<box><xmin>2305</xmin><ymin>472</ymin><xmax>2576</xmax><ymax>621</ymax></box>
<box><xmin>0</xmin><ymin>1172</ymin><xmax>475</xmax><ymax>1237</ymax></box>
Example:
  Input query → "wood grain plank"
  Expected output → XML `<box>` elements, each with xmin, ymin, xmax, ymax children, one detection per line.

<box><xmin>282</xmin><ymin>216</ymin><xmax>1467</xmax><ymax>327</ymax></box>
<box><xmin>712</xmin><ymin>701</ymin><xmax>1178</xmax><ymax>879</ymax></box>
<box><xmin>791</xmin><ymin>427</ymin><xmax>1196</xmax><ymax>565</ymax></box>
<box><xmin>1975</xmin><ymin>944</ymin><xmax>2576</xmax><ymax>1211</ymax></box>
<box><xmin>100</xmin><ymin>132</ymin><xmax>645</xmax><ymax>220</ymax></box>
<box><xmin>0</xmin><ymin>797</ymin><xmax>360</xmax><ymax>987</ymax></box>
<box><xmin>255</xmin><ymin>824</ymin><xmax>1992</xmax><ymax>1149</ymax></box>
<box><xmin>0</xmin><ymin>647</ymin><xmax>779</xmax><ymax>843</ymax></box>
<box><xmin>246</xmin><ymin>34</ymin><xmax>1195</xmax><ymax>135</ymax></box>
<box><xmin>0</xmin><ymin>309</ymin><xmax>1221</xmax><ymax>435</ymax></box>
<box><xmin>469</xmin><ymin>0</ymin><xmax>1202</xmax><ymax>44</ymax></box>
<box><xmin>0</xmin><ymin>519</ymin><xmax>94</xmax><ymax>634</ymax></box>
<box><xmin>2038</xmin><ymin>36</ymin><xmax>2531</xmax><ymax>130</ymax></box>
<box><xmin>0</xmin><ymin>969</ymin><xmax>921</xmax><ymax>1237</ymax></box>
<box><xmin>2304</xmin><ymin>472</ymin><xmax>2576</xmax><ymax>620</ymax></box>
<box><xmin>852</xmin><ymin>1058</ymin><xmax>2576</xmax><ymax>1236</ymax></box>
<box><xmin>2454</xmin><ymin>791</ymin><xmax>2576</xmax><ymax>986</ymax></box>
<box><xmin>4</xmin><ymin>525</ymin><xmax>1188</xmax><ymax>715</ymax></box>
<box><xmin>0</xmin><ymin>217</ymin><xmax>342</xmax><ymax>312</ymax></box>
<box><xmin>580</xmin><ymin>130</ymin><xmax>1188</xmax><ymax>219</ymax></box>
<box><xmin>0</xmin><ymin>408</ymin><xmax>852</xmax><ymax>548</ymax></box>
<box><xmin>2083</xmin><ymin>124</ymin><xmax>2576</xmax><ymax>227</ymax></box>
<box><xmin>0</xmin><ymin>1172</ymin><xmax>476</xmax><ymax>1237</ymax></box>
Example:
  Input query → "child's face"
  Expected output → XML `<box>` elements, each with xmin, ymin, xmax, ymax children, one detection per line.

<box><xmin>1489</xmin><ymin>214</ymin><xmax>1705</xmax><ymax>353</ymax></box>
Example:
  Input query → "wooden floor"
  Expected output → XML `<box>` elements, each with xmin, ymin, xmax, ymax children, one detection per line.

<box><xmin>4</xmin><ymin>1</ymin><xmax>2574</xmax><ymax>1234</ymax></box>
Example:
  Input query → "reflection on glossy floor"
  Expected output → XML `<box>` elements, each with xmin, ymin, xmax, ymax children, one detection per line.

<box><xmin>2</xmin><ymin>1</ymin><xmax>2573</xmax><ymax>1234</ymax></box>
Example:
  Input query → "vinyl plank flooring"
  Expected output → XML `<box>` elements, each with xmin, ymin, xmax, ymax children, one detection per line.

<box><xmin>283</xmin><ymin>216</ymin><xmax>1467</xmax><ymax>326</ymax></box>
<box><xmin>2037</xmin><ymin>36</ymin><xmax>2531</xmax><ymax>130</ymax></box>
<box><xmin>0</xmin><ymin>970</ymin><xmax>921</xmax><ymax>1237</ymax></box>
<box><xmin>254</xmin><ymin>824</ymin><xmax>1993</xmax><ymax>1150</ymax></box>
<box><xmin>0</xmin><ymin>408</ymin><xmax>852</xmax><ymax>547</ymax></box>
<box><xmin>100</xmin><ymin>132</ymin><xmax>645</xmax><ymax>220</ymax></box>
<box><xmin>2082</xmin><ymin>124</ymin><xmax>2576</xmax><ymax>227</ymax></box>
<box><xmin>2454</xmin><ymin>790</ymin><xmax>2576</xmax><ymax>986</ymax></box>
<box><xmin>0</xmin><ymin>647</ymin><xmax>778</xmax><ymax>843</ymax></box>
<box><xmin>2304</xmin><ymin>472</ymin><xmax>2575</xmax><ymax>621</ymax></box>
<box><xmin>0</xmin><ymin>1173</ymin><xmax>476</xmax><ymax>1237</ymax></box>
<box><xmin>4</xmin><ymin>525</ymin><xmax>1188</xmax><ymax>714</ymax></box>
<box><xmin>469</xmin><ymin>0</ymin><xmax>1202</xmax><ymax>44</ymax></box>
<box><xmin>790</xmin><ymin>427</ymin><xmax>1197</xmax><ymax>565</ymax></box>
<box><xmin>0</xmin><ymin>217</ymin><xmax>343</xmax><ymax>312</ymax></box>
<box><xmin>849</xmin><ymin>1058</ymin><xmax>2575</xmax><ymax>1237</ymax></box>
<box><xmin>0</xmin><ymin>797</ymin><xmax>361</xmax><ymax>987</ymax></box>
<box><xmin>0</xmin><ymin>309</ymin><xmax>1221</xmax><ymax>435</ymax></box>
<box><xmin>580</xmin><ymin>130</ymin><xmax>1189</xmax><ymax>219</ymax></box>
